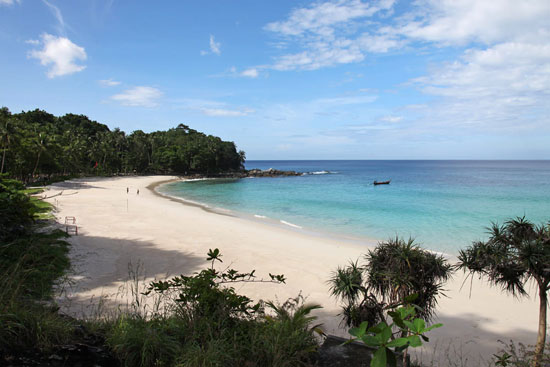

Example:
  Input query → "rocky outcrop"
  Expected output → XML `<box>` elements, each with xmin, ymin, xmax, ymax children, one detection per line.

<box><xmin>181</xmin><ymin>168</ymin><xmax>303</xmax><ymax>179</ymax></box>
<box><xmin>245</xmin><ymin>168</ymin><xmax>302</xmax><ymax>177</ymax></box>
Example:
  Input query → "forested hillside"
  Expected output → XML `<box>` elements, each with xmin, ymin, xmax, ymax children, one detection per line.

<box><xmin>0</xmin><ymin>107</ymin><xmax>245</xmax><ymax>181</ymax></box>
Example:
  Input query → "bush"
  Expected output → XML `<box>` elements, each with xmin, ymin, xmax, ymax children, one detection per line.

<box><xmin>105</xmin><ymin>249</ymin><xmax>321</xmax><ymax>367</ymax></box>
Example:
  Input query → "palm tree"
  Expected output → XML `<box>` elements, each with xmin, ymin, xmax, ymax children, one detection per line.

<box><xmin>329</xmin><ymin>237</ymin><xmax>453</xmax><ymax>327</ymax></box>
<box><xmin>31</xmin><ymin>132</ymin><xmax>46</xmax><ymax>177</ymax></box>
<box><xmin>457</xmin><ymin>217</ymin><xmax>550</xmax><ymax>367</ymax></box>
<box><xmin>0</xmin><ymin>119</ymin><xmax>11</xmax><ymax>174</ymax></box>
<box><xmin>0</xmin><ymin>108</ymin><xmax>14</xmax><ymax>174</ymax></box>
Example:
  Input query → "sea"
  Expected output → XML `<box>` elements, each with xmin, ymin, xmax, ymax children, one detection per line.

<box><xmin>158</xmin><ymin>160</ymin><xmax>550</xmax><ymax>255</ymax></box>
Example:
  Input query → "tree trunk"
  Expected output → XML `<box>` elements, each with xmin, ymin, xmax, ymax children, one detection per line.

<box><xmin>1</xmin><ymin>146</ymin><xmax>6</xmax><ymax>173</ymax></box>
<box><xmin>32</xmin><ymin>150</ymin><xmax>42</xmax><ymax>177</ymax></box>
<box><xmin>533</xmin><ymin>285</ymin><xmax>547</xmax><ymax>367</ymax></box>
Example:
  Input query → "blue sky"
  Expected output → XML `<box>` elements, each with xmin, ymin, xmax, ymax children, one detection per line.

<box><xmin>1</xmin><ymin>0</ymin><xmax>549</xmax><ymax>159</ymax></box>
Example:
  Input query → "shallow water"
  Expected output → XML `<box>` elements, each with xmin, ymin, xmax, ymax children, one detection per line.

<box><xmin>159</xmin><ymin>160</ymin><xmax>550</xmax><ymax>254</ymax></box>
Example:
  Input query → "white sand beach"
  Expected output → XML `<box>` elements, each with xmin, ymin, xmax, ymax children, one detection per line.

<box><xmin>45</xmin><ymin>176</ymin><xmax>539</xmax><ymax>364</ymax></box>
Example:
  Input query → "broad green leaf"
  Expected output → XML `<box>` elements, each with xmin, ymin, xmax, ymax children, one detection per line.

<box><xmin>361</xmin><ymin>335</ymin><xmax>381</xmax><ymax>347</ymax></box>
<box><xmin>369</xmin><ymin>321</ymin><xmax>387</xmax><ymax>334</ymax></box>
<box><xmin>400</xmin><ymin>305</ymin><xmax>416</xmax><ymax>319</ymax></box>
<box><xmin>403</xmin><ymin>320</ymin><xmax>415</xmax><ymax>330</ymax></box>
<box><xmin>413</xmin><ymin>318</ymin><xmax>425</xmax><ymax>333</ymax></box>
<box><xmin>407</xmin><ymin>334</ymin><xmax>422</xmax><ymax>347</ymax></box>
<box><xmin>380</xmin><ymin>324</ymin><xmax>392</xmax><ymax>343</ymax></box>
<box><xmin>386</xmin><ymin>337</ymin><xmax>410</xmax><ymax>348</ymax></box>
<box><xmin>350</xmin><ymin>321</ymin><xmax>369</xmax><ymax>337</ymax></box>
<box><xmin>388</xmin><ymin>310</ymin><xmax>406</xmax><ymax>329</ymax></box>
<box><xmin>371</xmin><ymin>347</ymin><xmax>387</xmax><ymax>367</ymax></box>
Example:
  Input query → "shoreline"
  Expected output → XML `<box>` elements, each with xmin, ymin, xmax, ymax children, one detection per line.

<box><xmin>46</xmin><ymin>176</ymin><xmax>539</xmax><ymax>365</ymax></box>
<box><xmin>153</xmin><ymin>178</ymin><xmax>459</xmax><ymax>261</ymax></box>
<box><xmin>153</xmin><ymin>178</ymin><xmax>387</xmax><ymax>252</ymax></box>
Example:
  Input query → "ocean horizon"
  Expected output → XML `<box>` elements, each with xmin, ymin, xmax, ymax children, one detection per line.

<box><xmin>158</xmin><ymin>160</ymin><xmax>550</xmax><ymax>255</ymax></box>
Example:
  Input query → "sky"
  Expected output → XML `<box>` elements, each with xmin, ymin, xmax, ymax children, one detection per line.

<box><xmin>1</xmin><ymin>0</ymin><xmax>549</xmax><ymax>159</ymax></box>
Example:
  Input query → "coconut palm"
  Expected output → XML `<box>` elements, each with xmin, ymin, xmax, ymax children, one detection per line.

<box><xmin>329</xmin><ymin>237</ymin><xmax>453</xmax><ymax>327</ymax></box>
<box><xmin>457</xmin><ymin>217</ymin><xmax>550</xmax><ymax>367</ymax></box>
<box><xmin>0</xmin><ymin>109</ymin><xmax>14</xmax><ymax>174</ymax></box>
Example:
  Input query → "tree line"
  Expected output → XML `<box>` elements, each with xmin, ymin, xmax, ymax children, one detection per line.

<box><xmin>0</xmin><ymin>107</ymin><xmax>246</xmax><ymax>182</ymax></box>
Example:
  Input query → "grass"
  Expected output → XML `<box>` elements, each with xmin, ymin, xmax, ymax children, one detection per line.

<box><xmin>0</xmin><ymin>178</ymin><xmax>75</xmax><ymax>359</ymax></box>
<box><xmin>29</xmin><ymin>195</ymin><xmax>54</xmax><ymax>220</ymax></box>
<box><xmin>97</xmin><ymin>260</ymin><xmax>322</xmax><ymax>367</ymax></box>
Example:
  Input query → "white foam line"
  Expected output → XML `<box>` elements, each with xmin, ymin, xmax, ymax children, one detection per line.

<box><xmin>280</xmin><ymin>220</ymin><xmax>303</xmax><ymax>229</ymax></box>
<box><xmin>254</xmin><ymin>214</ymin><xmax>267</xmax><ymax>219</ymax></box>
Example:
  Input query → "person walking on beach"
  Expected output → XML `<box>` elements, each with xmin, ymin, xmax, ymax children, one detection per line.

<box><xmin>126</xmin><ymin>187</ymin><xmax>129</xmax><ymax>194</ymax></box>
<box><xmin>137</xmin><ymin>189</ymin><xmax>139</xmax><ymax>195</ymax></box>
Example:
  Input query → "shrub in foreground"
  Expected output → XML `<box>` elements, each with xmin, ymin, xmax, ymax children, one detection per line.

<box><xmin>105</xmin><ymin>249</ymin><xmax>322</xmax><ymax>367</ymax></box>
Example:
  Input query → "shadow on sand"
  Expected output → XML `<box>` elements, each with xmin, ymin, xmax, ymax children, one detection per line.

<box><xmin>57</xmin><ymin>235</ymin><xmax>205</xmax><ymax>318</ymax></box>
<box><xmin>310</xmin><ymin>307</ymin><xmax>537</xmax><ymax>367</ymax></box>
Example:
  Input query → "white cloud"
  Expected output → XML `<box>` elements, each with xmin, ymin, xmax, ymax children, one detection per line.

<box><xmin>201</xmin><ymin>108</ymin><xmax>254</xmax><ymax>117</ymax></box>
<box><xmin>176</xmin><ymin>98</ymin><xmax>254</xmax><ymax>117</ymax></box>
<box><xmin>42</xmin><ymin>0</ymin><xmax>67</xmax><ymax>35</ymax></box>
<box><xmin>395</xmin><ymin>0</ymin><xmax>550</xmax><ymax>45</ymax></box>
<box><xmin>0</xmin><ymin>0</ymin><xmax>20</xmax><ymax>6</ymax></box>
<box><xmin>264</xmin><ymin>0</ymin><xmax>396</xmax><ymax>70</ymax></box>
<box><xmin>240</xmin><ymin>68</ymin><xmax>259</xmax><ymax>78</ymax></box>
<box><xmin>99</xmin><ymin>78</ymin><xmax>121</xmax><ymax>87</ymax></box>
<box><xmin>262</xmin><ymin>0</ymin><xmax>550</xmax><ymax>72</ymax></box>
<box><xmin>209</xmin><ymin>35</ymin><xmax>221</xmax><ymax>55</ymax></box>
<box><xmin>201</xmin><ymin>35</ymin><xmax>221</xmax><ymax>56</ymax></box>
<box><xmin>259</xmin><ymin>0</ymin><xmax>550</xmax><ymax>138</ymax></box>
<box><xmin>111</xmin><ymin>86</ymin><xmax>162</xmax><ymax>107</ymax></box>
<box><xmin>412</xmin><ymin>42</ymin><xmax>550</xmax><ymax>129</ymax></box>
<box><xmin>265</xmin><ymin>0</ymin><xmax>394</xmax><ymax>36</ymax></box>
<box><xmin>380</xmin><ymin>116</ymin><xmax>402</xmax><ymax>123</ymax></box>
<box><xmin>28</xmin><ymin>33</ymin><xmax>87</xmax><ymax>78</ymax></box>
<box><xmin>25</xmin><ymin>39</ymin><xmax>40</xmax><ymax>45</ymax></box>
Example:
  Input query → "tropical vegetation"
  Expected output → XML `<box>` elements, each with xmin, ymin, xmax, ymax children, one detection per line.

<box><xmin>329</xmin><ymin>237</ymin><xmax>452</xmax><ymax>328</ymax></box>
<box><xmin>0</xmin><ymin>106</ymin><xmax>245</xmax><ymax>182</ymax></box>
<box><xmin>348</xmin><ymin>301</ymin><xmax>442</xmax><ymax>367</ymax></box>
<box><xmin>329</xmin><ymin>237</ymin><xmax>452</xmax><ymax>367</ymax></box>
<box><xmin>458</xmin><ymin>217</ymin><xmax>550</xmax><ymax>367</ymax></box>
<box><xmin>0</xmin><ymin>176</ymin><xmax>322</xmax><ymax>366</ymax></box>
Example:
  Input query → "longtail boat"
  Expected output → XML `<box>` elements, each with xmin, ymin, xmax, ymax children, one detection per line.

<box><xmin>373</xmin><ymin>180</ymin><xmax>391</xmax><ymax>185</ymax></box>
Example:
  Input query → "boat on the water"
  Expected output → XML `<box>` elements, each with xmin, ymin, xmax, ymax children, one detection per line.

<box><xmin>373</xmin><ymin>180</ymin><xmax>391</xmax><ymax>185</ymax></box>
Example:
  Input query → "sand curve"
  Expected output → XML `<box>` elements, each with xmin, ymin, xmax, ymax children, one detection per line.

<box><xmin>46</xmin><ymin>176</ymin><xmax>540</xmax><ymax>365</ymax></box>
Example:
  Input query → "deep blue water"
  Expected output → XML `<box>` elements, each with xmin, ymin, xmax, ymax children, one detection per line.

<box><xmin>159</xmin><ymin>161</ymin><xmax>550</xmax><ymax>254</ymax></box>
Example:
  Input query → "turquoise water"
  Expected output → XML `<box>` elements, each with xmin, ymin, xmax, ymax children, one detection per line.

<box><xmin>158</xmin><ymin>161</ymin><xmax>550</xmax><ymax>254</ymax></box>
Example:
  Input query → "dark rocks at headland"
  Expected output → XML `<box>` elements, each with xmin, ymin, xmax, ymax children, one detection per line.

<box><xmin>182</xmin><ymin>168</ymin><xmax>303</xmax><ymax>179</ymax></box>
<box><xmin>244</xmin><ymin>168</ymin><xmax>303</xmax><ymax>177</ymax></box>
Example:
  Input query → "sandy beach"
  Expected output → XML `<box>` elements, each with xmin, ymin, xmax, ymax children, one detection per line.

<box><xmin>45</xmin><ymin>176</ymin><xmax>539</xmax><ymax>365</ymax></box>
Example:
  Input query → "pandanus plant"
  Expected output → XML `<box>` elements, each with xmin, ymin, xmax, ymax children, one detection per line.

<box><xmin>457</xmin><ymin>217</ymin><xmax>550</xmax><ymax>367</ymax></box>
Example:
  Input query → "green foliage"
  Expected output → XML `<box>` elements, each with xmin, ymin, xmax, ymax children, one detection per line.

<box><xmin>0</xmin><ymin>178</ymin><xmax>73</xmax><ymax>358</ymax></box>
<box><xmin>348</xmin><ymin>303</ymin><xmax>442</xmax><ymax>367</ymax></box>
<box><xmin>0</xmin><ymin>175</ymin><xmax>35</xmax><ymax>241</ymax></box>
<box><xmin>0</xmin><ymin>304</ymin><xmax>75</xmax><ymax>355</ymax></box>
<box><xmin>457</xmin><ymin>217</ymin><xmax>550</xmax><ymax>367</ymax></box>
<box><xmin>0</xmin><ymin>106</ymin><xmax>245</xmax><ymax>181</ymax></box>
<box><xmin>329</xmin><ymin>237</ymin><xmax>452</xmax><ymax>328</ymax></box>
<box><xmin>106</xmin><ymin>250</ymin><xmax>320</xmax><ymax>367</ymax></box>
<box><xmin>146</xmin><ymin>248</ymin><xmax>285</xmax><ymax>322</ymax></box>
<box><xmin>493</xmin><ymin>341</ymin><xmax>550</xmax><ymax>367</ymax></box>
<box><xmin>364</xmin><ymin>237</ymin><xmax>452</xmax><ymax>322</ymax></box>
<box><xmin>107</xmin><ymin>315</ymin><xmax>181</xmax><ymax>367</ymax></box>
